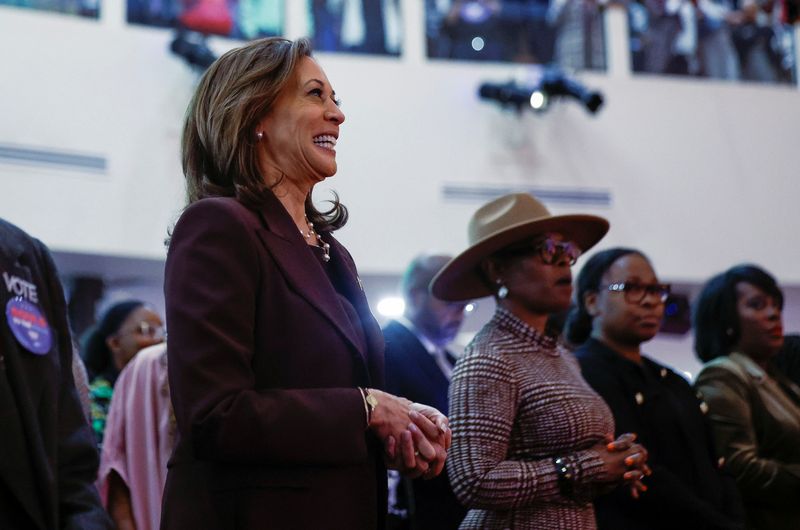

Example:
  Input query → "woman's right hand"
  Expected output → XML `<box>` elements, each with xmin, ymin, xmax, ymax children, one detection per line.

<box><xmin>593</xmin><ymin>433</ymin><xmax>651</xmax><ymax>498</ymax></box>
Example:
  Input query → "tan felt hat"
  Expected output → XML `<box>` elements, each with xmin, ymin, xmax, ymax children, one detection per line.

<box><xmin>431</xmin><ymin>193</ymin><xmax>609</xmax><ymax>301</ymax></box>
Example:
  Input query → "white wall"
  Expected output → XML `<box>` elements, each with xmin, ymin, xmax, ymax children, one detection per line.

<box><xmin>1</xmin><ymin>3</ymin><xmax>799</xmax><ymax>288</ymax></box>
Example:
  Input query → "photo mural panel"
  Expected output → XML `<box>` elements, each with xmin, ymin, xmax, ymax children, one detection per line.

<box><xmin>425</xmin><ymin>0</ymin><xmax>607</xmax><ymax>70</ymax></box>
<box><xmin>629</xmin><ymin>0</ymin><xmax>797</xmax><ymax>85</ymax></box>
<box><xmin>0</xmin><ymin>0</ymin><xmax>99</xmax><ymax>18</ymax></box>
<box><xmin>128</xmin><ymin>0</ymin><xmax>284</xmax><ymax>40</ymax></box>
<box><xmin>306</xmin><ymin>0</ymin><xmax>403</xmax><ymax>56</ymax></box>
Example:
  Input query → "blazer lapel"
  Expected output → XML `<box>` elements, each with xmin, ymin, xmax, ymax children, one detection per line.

<box><xmin>254</xmin><ymin>196</ymin><xmax>369</xmax><ymax>373</ymax></box>
<box><xmin>326</xmin><ymin>238</ymin><xmax>385</xmax><ymax>387</ymax></box>
<box><xmin>396</xmin><ymin>324</ymin><xmax>447</xmax><ymax>393</ymax></box>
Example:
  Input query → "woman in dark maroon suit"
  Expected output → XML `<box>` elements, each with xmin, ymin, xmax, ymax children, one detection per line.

<box><xmin>161</xmin><ymin>37</ymin><xmax>449</xmax><ymax>530</ymax></box>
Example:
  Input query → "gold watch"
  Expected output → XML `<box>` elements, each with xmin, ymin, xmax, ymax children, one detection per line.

<box><xmin>364</xmin><ymin>388</ymin><xmax>378</xmax><ymax>424</ymax></box>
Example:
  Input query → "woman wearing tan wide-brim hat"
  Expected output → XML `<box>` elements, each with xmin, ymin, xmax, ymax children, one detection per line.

<box><xmin>438</xmin><ymin>193</ymin><xmax>651</xmax><ymax>530</ymax></box>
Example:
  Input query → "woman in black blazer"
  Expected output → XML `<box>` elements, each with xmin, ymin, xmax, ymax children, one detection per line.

<box><xmin>565</xmin><ymin>247</ymin><xmax>743</xmax><ymax>530</ymax></box>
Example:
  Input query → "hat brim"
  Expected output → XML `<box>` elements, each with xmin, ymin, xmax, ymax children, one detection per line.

<box><xmin>430</xmin><ymin>214</ymin><xmax>609</xmax><ymax>301</ymax></box>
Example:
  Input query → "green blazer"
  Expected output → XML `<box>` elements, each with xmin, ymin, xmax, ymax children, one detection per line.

<box><xmin>695</xmin><ymin>352</ymin><xmax>800</xmax><ymax>530</ymax></box>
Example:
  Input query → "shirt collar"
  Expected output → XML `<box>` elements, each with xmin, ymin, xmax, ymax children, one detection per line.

<box><xmin>493</xmin><ymin>307</ymin><xmax>559</xmax><ymax>352</ymax></box>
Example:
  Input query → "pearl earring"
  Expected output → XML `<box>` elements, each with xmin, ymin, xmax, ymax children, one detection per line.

<box><xmin>256</xmin><ymin>131</ymin><xmax>264</xmax><ymax>141</ymax></box>
<box><xmin>496</xmin><ymin>279</ymin><xmax>508</xmax><ymax>300</ymax></box>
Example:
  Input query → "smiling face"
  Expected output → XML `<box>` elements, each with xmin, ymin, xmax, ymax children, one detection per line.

<box><xmin>586</xmin><ymin>253</ymin><xmax>664</xmax><ymax>348</ymax></box>
<box><xmin>734</xmin><ymin>281</ymin><xmax>784</xmax><ymax>361</ymax></box>
<box><xmin>256</xmin><ymin>56</ymin><xmax>345</xmax><ymax>186</ymax></box>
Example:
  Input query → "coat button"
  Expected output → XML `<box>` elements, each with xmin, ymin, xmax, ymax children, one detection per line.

<box><xmin>635</xmin><ymin>392</ymin><xmax>644</xmax><ymax>405</ymax></box>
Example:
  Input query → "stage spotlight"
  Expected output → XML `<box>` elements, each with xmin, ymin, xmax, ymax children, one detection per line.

<box><xmin>478</xmin><ymin>69</ymin><xmax>604</xmax><ymax>115</ymax></box>
<box><xmin>170</xmin><ymin>30</ymin><xmax>217</xmax><ymax>70</ymax></box>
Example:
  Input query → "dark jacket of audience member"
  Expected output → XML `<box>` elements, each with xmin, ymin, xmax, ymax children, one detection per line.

<box><xmin>693</xmin><ymin>264</ymin><xmax>800</xmax><ymax>530</ymax></box>
<box><xmin>567</xmin><ymin>247</ymin><xmax>743</xmax><ymax>530</ymax></box>
<box><xmin>773</xmin><ymin>333</ymin><xmax>800</xmax><ymax>388</ymax></box>
<box><xmin>384</xmin><ymin>254</ymin><xmax>468</xmax><ymax>530</ymax></box>
<box><xmin>0</xmin><ymin>217</ymin><xmax>112</xmax><ymax>530</ymax></box>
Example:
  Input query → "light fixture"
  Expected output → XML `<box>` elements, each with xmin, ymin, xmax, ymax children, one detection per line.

<box><xmin>478</xmin><ymin>68</ymin><xmax>604</xmax><ymax>115</ymax></box>
<box><xmin>170</xmin><ymin>29</ymin><xmax>217</xmax><ymax>70</ymax></box>
<box><xmin>376</xmin><ymin>297</ymin><xmax>405</xmax><ymax>318</ymax></box>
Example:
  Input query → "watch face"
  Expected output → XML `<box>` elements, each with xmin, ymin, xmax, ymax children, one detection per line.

<box><xmin>366</xmin><ymin>394</ymin><xmax>379</xmax><ymax>408</ymax></box>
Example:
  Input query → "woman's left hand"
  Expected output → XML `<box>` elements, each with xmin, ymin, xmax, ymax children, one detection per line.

<box><xmin>606</xmin><ymin>433</ymin><xmax>652</xmax><ymax>499</ymax></box>
<box><xmin>383</xmin><ymin>403</ymin><xmax>449</xmax><ymax>480</ymax></box>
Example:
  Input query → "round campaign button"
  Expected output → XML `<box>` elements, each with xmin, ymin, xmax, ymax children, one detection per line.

<box><xmin>5</xmin><ymin>297</ymin><xmax>51</xmax><ymax>355</ymax></box>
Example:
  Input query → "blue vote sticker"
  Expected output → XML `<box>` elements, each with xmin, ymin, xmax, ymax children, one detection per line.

<box><xmin>5</xmin><ymin>297</ymin><xmax>51</xmax><ymax>355</ymax></box>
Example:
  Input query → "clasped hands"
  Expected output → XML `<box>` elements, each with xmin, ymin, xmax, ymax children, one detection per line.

<box><xmin>365</xmin><ymin>389</ymin><xmax>450</xmax><ymax>480</ymax></box>
<box><xmin>598</xmin><ymin>432</ymin><xmax>652</xmax><ymax>499</ymax></box>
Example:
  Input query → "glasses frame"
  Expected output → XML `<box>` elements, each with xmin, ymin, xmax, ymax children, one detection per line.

<box><xmin>499</xmin><ymin>237</ymin><xmax>582</xmax><ymax>266</ymax></box>
<box><xmin>606</xmin><ymin>282</ymin><xmax>671</xmax><ymax>304</ymax></box>
<box><xmin>127</xmin><ymin>321</ymin><xmax>166</xmax><ymax>340</ymax></box>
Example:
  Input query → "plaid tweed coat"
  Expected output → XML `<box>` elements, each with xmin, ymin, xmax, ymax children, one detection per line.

<box><xmin>447</xmin><ymin>309</ymin><xmax>614</xmax><ymax>529</ymax></box>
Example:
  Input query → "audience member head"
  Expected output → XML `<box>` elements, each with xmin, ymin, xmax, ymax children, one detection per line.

<box><xmin>565</xmin><ymin>248</ymin><xmax>670</xmax><ymax>351</ymax></box>
<box><xmin>431</xmin><ymin>193</ymin><xmax>608</xmax><ymax>332</ymax></box>
<box><xmin>182</xmin><ymin>37</ymin><xmax>347</xmax><ymax>232</ymax></box>
<box><xmin>401</xmin><ymin>254</ymin><xmax>467</xmax><ymax>347</ymax></box>
<box><xmin>694</xmin><ymin>264</ymin><xmax>784</xmax><ymax>364</ymax></box>
<box><xmin>81</xmin><ymin>300</ymin><xmax>165</xmax><ymax>383</ymax></box>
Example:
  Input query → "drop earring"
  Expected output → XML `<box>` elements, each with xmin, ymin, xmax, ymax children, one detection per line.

<box><xmin>496</xmin><ymin>279</ymin><xmax>508</xmax><ymax>300</ymax></box>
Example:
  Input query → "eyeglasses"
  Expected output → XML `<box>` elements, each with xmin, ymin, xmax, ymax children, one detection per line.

<box><xmin>499</xmin><ymin>237</ymin><xmax>582</xmax><ymax>266</ymax></box>
<box><xmin>606</xmin><ymin>282</ymin><xmax>671</xmax><ymax>304</ymax></box>
<box><xmin>123</xmin><ymin>321</ymin><xmax>166</xmax><ymax>341</ymax></box>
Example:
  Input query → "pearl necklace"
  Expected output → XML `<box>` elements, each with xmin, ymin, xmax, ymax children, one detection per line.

<box><xmin>299</xmin><ymin>216</ymin><xmax>331</xmax><ymax>262</ymax></box>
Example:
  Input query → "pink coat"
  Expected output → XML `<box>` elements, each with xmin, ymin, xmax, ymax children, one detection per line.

<box><xmin>97</xmin><ymin>343</ymin><xmax>174</xmax><ymax>530</ymax></box>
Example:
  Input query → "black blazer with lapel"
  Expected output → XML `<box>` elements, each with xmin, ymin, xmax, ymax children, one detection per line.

<box><xmin>383</xmin><ymin>320</ymin><xmax>466</xmax><ymax>530</ymax></box>
<box><xmin>0</xmin><ymin>219</ymin><xmax>111</xmax><ymax>530</ymax></box>
<box><xmin>162</xmin><ymin>194</ymin><xmax>387</xmax><ymax>530</ymax></box>
<box><xmin>576</xmin><ymin>339</ymin><xmax>743</xmax><ymax>530</ymax></box>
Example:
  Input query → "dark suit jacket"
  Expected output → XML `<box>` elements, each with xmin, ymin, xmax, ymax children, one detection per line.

<box><xmin>162</xmin><ymin>194</ymin><xmax>387</xmax><ymax>530</ymax></box>
<box><xmin>576</xmin><ymin>339</ymin><xmax>743</xmax><ymax>530</ymax></box>
<box><xmin>383</xmin><ymin>320</ymin><xmax>466</xmax><ymax>530</ymax></box>
<box><xmin>0</xmin><ymin>219</ymin><xmax>111</xmax><ymax>530</ymax></box>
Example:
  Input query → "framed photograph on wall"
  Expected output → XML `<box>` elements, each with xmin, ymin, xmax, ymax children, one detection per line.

<box><xmin>629</xmin><ymin>1</ymin><xmax>797</xmax><ymax>85</ymax></box>
<box><xmin>425</xmin><ymin>0</ymin><xmax>607</xmax><ymax>71</ymax></box>
<box><xmin>127</xmin><ymin>0</ymin><xmax>284</xmax><ymax>40</ymax></box>
<box><xmin>306</xmin><ymin>0</ymin><xmax>402</xmax><ymax>56</ymax></box>
<box><xmin>0</xmin><ymin>0</ymin><xmax>99</xmax><ymax>18</ymax></box>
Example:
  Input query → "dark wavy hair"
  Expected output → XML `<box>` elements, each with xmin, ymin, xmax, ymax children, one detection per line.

<box><xmin>693</xmin><ymin>264</ymin><xmax>783</xmax><ymax>363</ymax></box>
<box><xmin>79</xmin><ymin>300</ymin><xmax>143</xmax><ymax>383</ymax></box>
<box><xmin>181</xmin><ymin>36</ymin><xmax>347</xmax><ymax>232</ymax></box>
<box><xmin>564</xmin><ymin>247</ymin><xmax>646</xmax><ymax>346</ymax></box>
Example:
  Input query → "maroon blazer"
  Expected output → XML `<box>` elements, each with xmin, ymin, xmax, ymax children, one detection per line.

<box><xmin>161</xmin><ymin>192</ymin><xmax>387</xmax><ymax>530</ymax></box>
